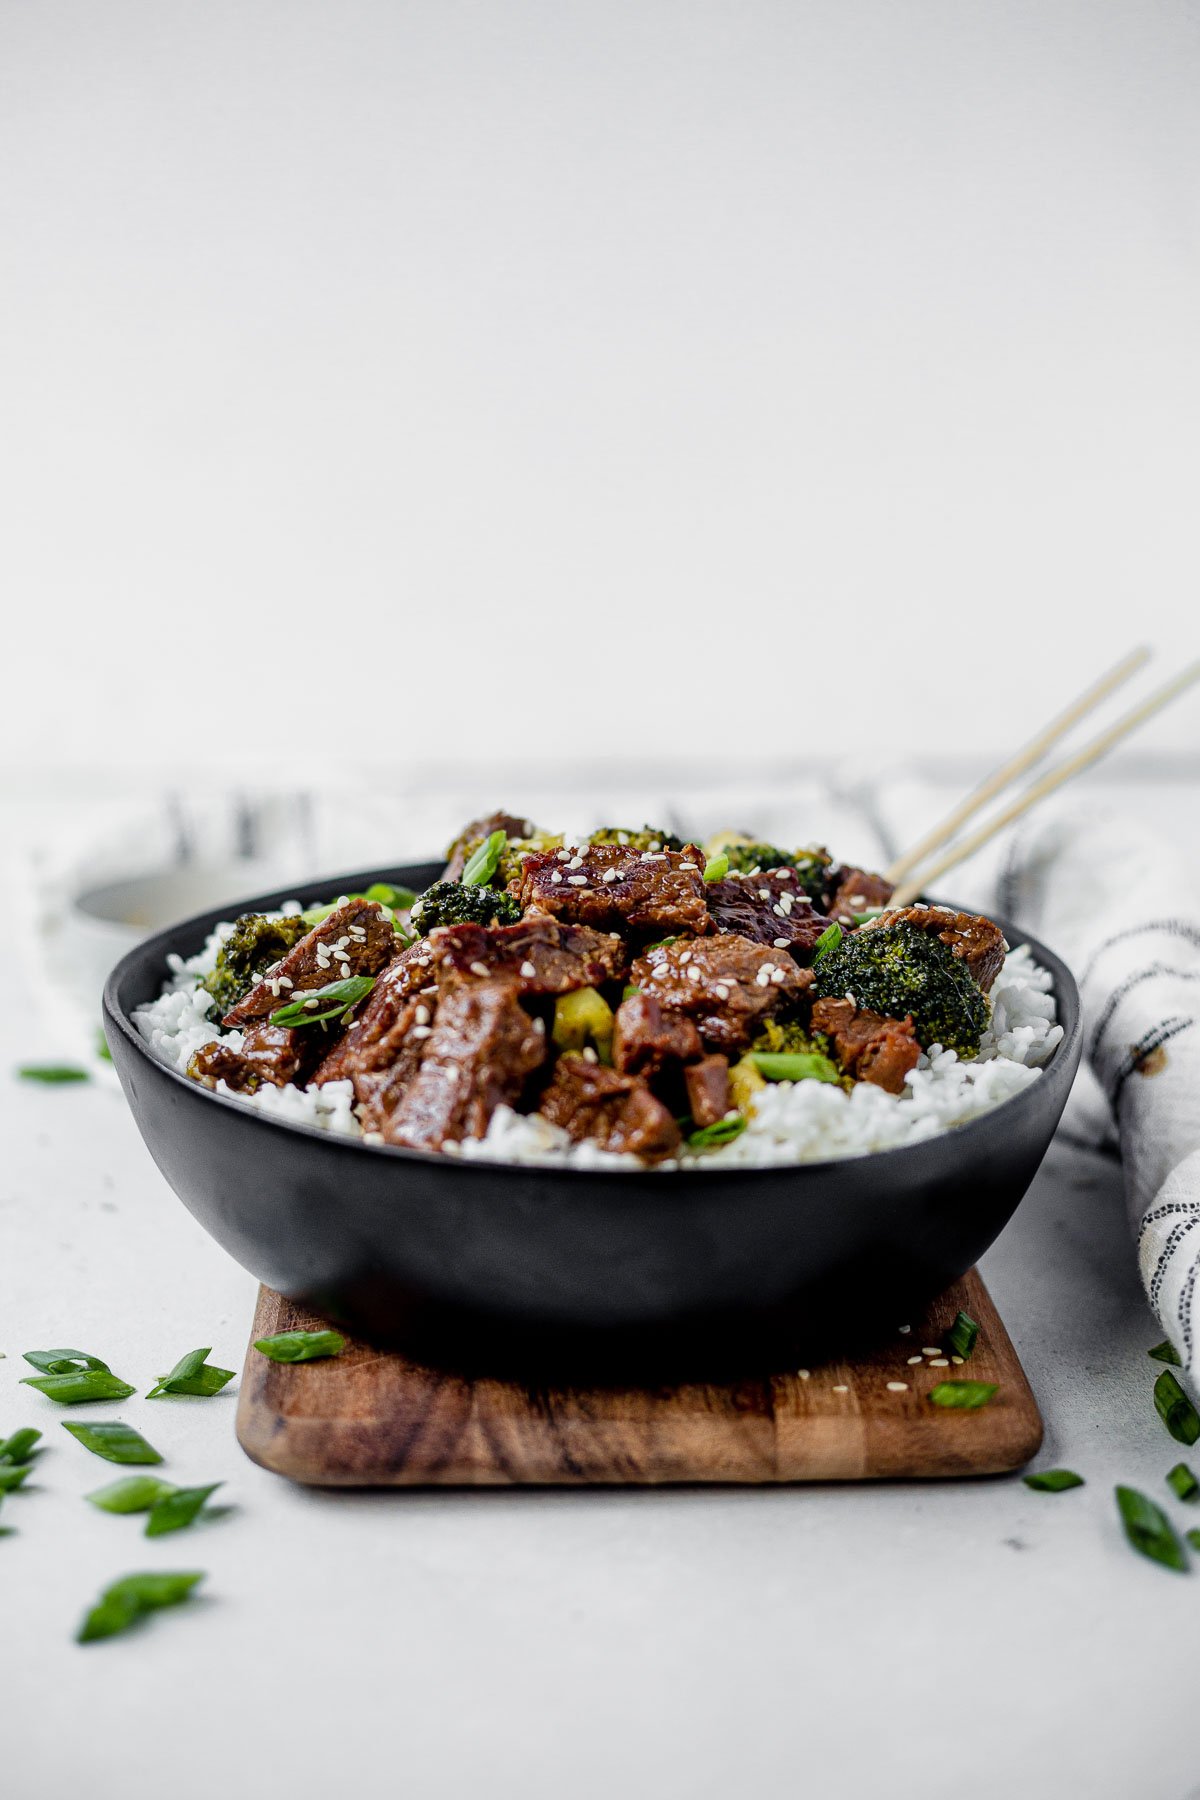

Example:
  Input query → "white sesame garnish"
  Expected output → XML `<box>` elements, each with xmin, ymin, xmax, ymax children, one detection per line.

<box><xmin>414</xmin><ymin>1004</ymin><xmax>431</xmax><ymax>1025</ymax></box>
<box><xmin>951</xmin><ymin>1355</ymin><xmax>965</xmax><ymax>1365</ymax></box>
<box><xmin>928</xmin><ymin>1357</ymin><xmax>950</xmax><ymax>1367</ymax></box>
<box><xmin>770</xmin><ymin>967</ymin><xmax>787</xmax><ymax>984</ymax></box>
<box><xmin>581</xmin><ymin>1046</ymin><xmax>598</xmax><ymax>1063</ymax></box>
<box><xmin>519</xmin><ymin>961</ymin><xmax>537</xmax><ymax>978</ymax></box>
<box><xmin>470</xmin><ymin>961</ymin><xmax>490</xmax><ymax>977</ymax></box>
<box><xmin>922</xmin><ymin>1346</ymin><xmax>941</xmax><ymax>1356</ymax></box>
<box><xmin>886</xmin><ymin>1381</ymin><xmax>908</xmax><ymax>1393</ymax></box>
<box><xmin>550</xmin><ymin>872</ymin><xmax>563</xmax><ymax>884</ymax></box>
<box><xmin>532</xmin><ymin>1017</ymin><xmax>545</xmax><ymax>1033</ymax></box>
<box><xmin>714</xmin><ymin>984</ymin><xmax>729</xmax><ymax>1000</ymax></box>
<box><xmin>755</xmin><ymin>969</ymin><xmax>770</xmax><ymax>988</ymax></box>
<box><xmin>907</xmin><ymin>1355</ymin><xmax>923</xmax><ymax>1365</ymax></box>
<box><xmin>780</xmin><ymin>893</ymin><xmax>794</xmax><ymax>914</ymax></box>
<box><xmin>568</xmin><ymin>855</ymin><xmax>583</xmax><ymax>869</ymax></box>
<box><xmin>411</xmin><ymin>1025</ymin><xmax>432</xmax><ymax>1039</ymax></box>
<box><xmin>832</xmin><ymin>1384</ymin><xmax>849</xmax><ymax>1394</ymax></box>
<box><xmin>556</xmin><ymin>849</ymin><xmax>571</xmax><ymax>862</ymax></box>
<box><xmin>679</xmin><ymin>861</ymin><xmax>698</xmax><ymax>871</ymax></box>
<box><xmin>567</xmin><ymin>875</ymin><xmax>588</xmax><ymax>887</ymax></box>
<box><xmin>602</xmin><ymin>868</ymin><xmax>620</xmax><ymax>883</ymax></box>
<box><xmin>772</xmin><ymin>904</ymin><xmax>786</xmax><ymax>919</ymax></box>
<box><xmin>773</xmin><ymin>937</ymin><xmax>790</xmax><ymax>949</ymax></box>
<box><xmin>304</xmin><ymin>997</ymin><xmax>319</xmax><ymax>1010</ymax></box>
<box><xmin>686</xmin><ymin>964</ymin><xmax>701</xmax><ymax>983</ymax></box>
<box><xmin>277</xmin><ymin>975</ymin><xmax>293</xmax><ymax>988</ymax></box>
<box><xmin>758</xmin><ymin>889</ymin><xmax>771</xmax><ymax>901</ymax></box>
<box><xmin>797</xmin><ymin>1369</ymin><xmax>811</xmax><ymax>1380</ymax></box>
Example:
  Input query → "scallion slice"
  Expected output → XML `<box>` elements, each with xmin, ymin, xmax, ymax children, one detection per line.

<box><xmin>253</xmin><ymin>1329</ymin><xmax>346</xmax><ymax>1364</ymax></box>
<box><xmin>146</xmin><ymin>1348</ymin><xmax>235</xmax><ymax>1399</ymax></box>
<box><xmin>77</xmin><ymin>1570</ymin><xmax>206</xmax><ymax>1643</ymax></box>
<box><xmin>929</xmin><ymin>1380</ymin><xmax>997</xmax><ymax>1410</ymax></box>
<box><xmin>462</xmin><ymin>830</ymin><xmax>507</xmax><ymax>887</ymax></box>
<box><xmin>946</xmin><ymin>1312</ymin><xmax>979</xmax><ymax>1361</ymax></box>
<box><xmin>1154</xmin><ymin>1369</ymin><xmax>1200</xmax><ymax>1446</ymax></box>
<box><xmin>1115</xmin><ymin>1484</ymin><xmax>1188</xmax><ymax>1573</ymax></box>
<box><xmin>1167</xmin><ymin>1462</ymin><xmax>1199</xmax><ymax>1501</ymax></box>
<box><xmin>1149</xmin><ymin>1340</ymin><xmax>1182</xmax><ymax>1366</ymax></box>
<box><xmin>269</xmin><ymin>975</ymin><xmax>376</xmax><ymax>1029</ymax></box>
<box><xmin>23</xmin><ymin>1348</ymin><xmax>111</xmax><ymax>1376</ymax></box>
<box><xmin>0</xmin><ymin>1464</ymin><xmax>34</xmax><ymax>1493</ymax></box>
<box><xmin>811</xmin><ymin>922</ymin><xmax>843</xmax><ymax>964</ymax></box>
<box><xmin>1022</xmin><ymin>1468</ymin><xmax>1084</xmax><ymax>1492</ymax></box>
<box><xmin>21</xmin><ymin>1371</ymin><xmax>135</xmax><ymax>1405</ymax></box>
<box><xmin>85</xmin><ymin>1476</ymin><xmax>175</xmax><ymax>1514</ymax></box>
<box><xmin>145</xmin><ymin>1481</ymin><xmax>223</xmax><ymax>1538</ymax></box>
<box><xmin>0</xmin><ymin>1428</ymin><xmax>41</xmax><ymax>1464</ymax></box>
<box><xmin>750</xmin><ymin>1052</ymin><xmax>840</xmax><ymax>1084</ymax></box>
<box><xmin>62</xmin><ymin>1421</ymin><xmax>163</xmax><ymax>1465</ymax></box>
<box><xmin>687</xmin><ymin>1116</ymin><xmax>748</xmax><ymax>1150</ymax></box>
<box><xmin>17</xmin><ymin>1064</ymin><xmax>90</xmax><ymax>1083</ymax></box>
<box><xmin>702</xmin><ymin>854</ymin><xmax>729</xmax><ymax>884</ymax></box>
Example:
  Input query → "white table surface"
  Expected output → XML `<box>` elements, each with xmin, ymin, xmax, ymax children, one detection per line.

<box><xmin>6</xmin><ymin>777</ymin><xmax>1200</xmax><ymax>1800</ymax></box>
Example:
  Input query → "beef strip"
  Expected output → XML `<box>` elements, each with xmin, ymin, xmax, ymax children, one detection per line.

<box><xmin>684</xmin><ymin>1054</ymin><xmax>732</xmax><ymax>1128</ymax></box>
<box><xmin>825</xmin><ymin>866</ymin><xmax>896</xmax><ymax>924</ymax></box>
<box><xmin>612</xmin><ymin>991</ymin><xmax>702</xmax><ymax>1076</ymax></box>
<box><xmin>430</xmin><ymin>916</ymin><xmax>627</xmax><ymax>995</ymax></box>
<box><xmin>539</xmin><ymin>1054</ymin><xmax>681</xmax><ymax>1160</ymax></box>
<box><xmin>222</xmin><ymin>899</ymin><xmax>399</xmax><ymax>1028</ymax></box>
<box><xmin>705</xmin><ymin>871</ymin><xmax>830</xmax><ymax>956</ymax></box>
<box><xmin>861</xmin><ymin>905</ymin><xmax>1007</xmax><ymax>993</ymax></box>
<box><xmin>516</xmin><ymin>844</ymin><xmax>712</xmax><ymax>936</ymax></box>
<box><xmin>310</xmin><ymin>939</ymin><xmax>439</xmax><ymax>1085</ymax></box>
<box><xmin>630</xmin><ymin>933</ymin><xmax>812</xmax><ymax>1052</ymax></box>
<box><xmin>379</xmin><ymin>977</ymin><xmax>545</xmax><ymax>1151</ymax></box>
<box><xmin>810</xmin><ymin>996</ymin><xmax>920</xmax><ymax>1095</ymax></box>
<box><xmin>443</xmin><ymin>810</ymin><xmax>537</xmax><ymax>881</ymax></box>
<box><xmin>187</xmin><ymin>1023</ymin><xmax>315</xmax><ymax>1094</ymax></box>
<box><xmin>349</xmin><ymin>996</ymin><xmax>438</xmax><ymax>1131</ymax></box>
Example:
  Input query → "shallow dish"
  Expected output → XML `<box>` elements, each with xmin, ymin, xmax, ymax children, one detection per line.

<box><xmin>103</xmin><ymin>860</ymin><xmax>1082</xmax><ymax>1375</ymax></box>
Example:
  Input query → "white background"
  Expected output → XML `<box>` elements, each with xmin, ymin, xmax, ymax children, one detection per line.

<box><xmin>2</xmin><ymin>0</ymin><xmax>1197</xmax><ymax>792</ymax></box>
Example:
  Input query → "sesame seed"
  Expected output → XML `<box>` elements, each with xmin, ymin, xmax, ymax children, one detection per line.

<box><xmin>556</xmin><ymin>849</ymin><xmax>571</xmax><ymax>862</ymax></box>
<box><xmin>304</xmin><ymin>997</ymin><xmax>319</xmax><ymax>1010</ymax></box>
<box><xmin>567</xmin><ymin>875</ymin><xmax>588</xmax><ymax>886</ymax></box>
<box><xmin>797</xmin><ymin>1369</ymin><xmax>811</xmax><ymax>1380</ymax></box>
<box><xmin>772</xmin><ymin>904</ymin><xmax>786</xmax><ymax>918</ymax></box>
<box><xmin>906</xmin><ymin>1355</ymin><xmax>923</xmax><ymax>1365</ymax></box>
<box><xmin>714</xmin><ymin>983</ymin><xmax>729</xmax><ymax>999</ymax></box>
<box><xmin>886</xmin><ymin>1381</ymin><xmax>908</xmax><ymax>1393</ymax></box>
<box><xmin>581</xmin><ymin>1046</ymin><xmax>598</xmax><ymax>1064</ymax></box>
<box><xmin>277</xmin><ymin>976</ymin><xmax>293</xmax><ymax>988</ymax></box>
<box><xmin>773</xmin><ymin>937</ymin><xmax>790</xmax><ymax>949</ymax></box>
<box><xmin>898</xmin><ymin>1324</ymin><xmax>911</xmax><ymax>1334</ymax></box>
<box><xmin>411</xmin><ymin>1025</ymin><xmax>432</xmax><ymax>1039</ymax></box>
<box><xmin>951</xmin><ymin>1355</ymin><xmax>965</xmax><ymax>1365</ymax></box>
<box><xmin>519</xmin><ymin>961</ymin><xmax>537</xmax><ymax>978</ymax></box>
<box><xmin>928</xmin><ymin>1357</ymin><xmax>950</xmax><ymax>1368</ymax></box>
<box><xmin>780</xmin><ymin>893</ymin><xmax>794</xmax><ymax>914</ymax></box>
<box><xmin>532</xmin><ymin>1017</ymin><xmax>545</xmax><ymax>1033</ymax></box>
<box><xmin>755</xmin><ymin>970</ymin><xmax>770</xmax><ymax>987</ymax></box>
<box><xmin>679</xmin><ymin>861</ymin><xmax>699</xmax><ymax>871</ymax></box>
<box><xmin>602</xmin><ymin>869</ymin><xmax>620</xmax><ymax>883</ymax></box>
<box><xmin>832</xmin><ymin>1384</ymin><xmax>849</xmax><ymax>1394</ymax></box>
<box><xmin>758</xmin><ymin>889</ymin><xmax>771</xmax><ymax>901</ymax></box>
<box><xmin>470</xmin><ymin>961</ymin><xmax>490</xmax><ymax>977</ymax></box>
<box><xmin>686</xmin><ymin>964</ymin><xmax>701</xmax><ymax>983</ymax></box>
<box><xmin>550</xmin><ymin>872</ymin><xmax>563</xmax><ymax>884</ymax></box>
<box><xmin>770</xmin><ymin>967</ymin><xmax>787</xmax><ymax>984</ymax></box>
<box><xmin>922</xmin><ymin>1346</ymin><xmax>941</xmax><ymax>1356</ymax></box>
<box><xmin>568</xmin><ymin>855</ymin><xmax>583</xmax><ymax>870</ymax></box>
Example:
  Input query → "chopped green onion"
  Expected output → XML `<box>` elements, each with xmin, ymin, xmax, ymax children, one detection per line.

<box><xmin>1187</xmin><ymin>1529</ymin><xmax>1200</xmax><ymax>1552</ymax></box>
<box><xmin>622</xmin><ymin>984</ymin><xmax>641</xmax><ymax>1001</ymax></box>
<box><xmin>644</xmin><ymin>936</ymin><xmax>680</xmax><ymax>953</ymax></box>
<box><xmin>687</xmin><ymin>1115</ymin><xmax>748</xmax><ymax>1150</ymax></box>
<box><xmin>750</xmin><ymin>1052</ymin><xmax>841</xmax><ymax>1084</ymax></box>
<box><xmin>462</xmin><ymin>829</ymin><xmax>507</xmax><ymax>887</ymax></box>
<box><xmin>364</xmin><ymin>882</ymin><xmax>416</xmax><ymax>910</ymax></box>
<box><xmin>85</xmin><ymin>1476</ymin><xmax>175</xmax><ymax>1514</ymax></box>
<box><xmin>851</xmin><ymin>909</ymin><xmax>886</xmax><ymax>924</ymax></box>
<box><xmin>811</xmin><ymin>923</ymin><xmax>843</xmax><ymax>964</ymax></box>
<box><xmin>702</xmin><ymin>854</ymin><xmax>729</xmax><ymax>884</ymax></box>
<box><xmin>95</xmin><ymin>1027</ymin><xmax>113</xmax><ymax>1063</ymax></box>
<box><xmin>62</xmin><ymin>1421</ymin><xmax>163</xmax><ymax>1465</ymax></box>
<box><xmin>1022</xmin><ymin>1468</ymin><xmax>1085</xmax><ymax>1492</ymax></box>
<box><xmin>146</xmin><ymin>1347</ymin><xmax>235</xmax><ymax>1399</ymax></box>
<box><xmin>946</xmin><ymin>1311</ymin><xmax>979</xmax><ymax>1361</ymax></box>
<box><xmin>22</xmin><ymin>1348</ymin><xmax>111</xmax><ymax>1375</ymax></box>
<box><xmin>1154</xmin><ymin>1369</ymin><xmax>1200</xmax><ymax>1446</ymax></box>
<box><xmin>253</xmin><ymin>1329</ymin><xmax>347</xmax><ymax>1364</ymax></box>
<box><xmin>0</xmin><ymin>1428</ymin><xmax>41</xmax><ymax>1464</ymax></box>
<box><xmin>77</xmin><ymin>1570</ymin><xmax>206</xmax><ymax>1644</ymax></box>
<box><xmin>1167</xmin><ymin>1462</ymin><xmax>1199</xmax><ymax>1501</ymax></box>
<box><xmin>269</xmin><ymin>975</ymin><xmax>376</xmax><ymax>1030</ymax></box>
<box><xmin>21</xmin><ymin>1371</ymin><xmax>135</xmax><ymax>1405</ymax></box>
<box><xmin>1114</xmin><ymin>1484</ymin><xmax>1188</xmax><ymax>1573</ymax></box>
<box><xmin>16</xmin><ymin>1064</ymin><xmax>90</xmax><ymax>1083</ymax></box>
<box><xmin>0</xmin><ymin>1464</ymin><xmax>34</xmax><ymax>1493</ymax></box>
<box><xmin>1149</xmin><ymin>1340</ymin><xmax>1182</xmax><ymax>1366</ymax></box>
<box><xmin>929</xmin><ymin>1380</ymin><xmax>998</xmax><ymax>1410</ymax></box>
<box><xmin>145</xmin><ymin>1481</ymin><xmax>223</xmax><ymax>1538</ymax></box>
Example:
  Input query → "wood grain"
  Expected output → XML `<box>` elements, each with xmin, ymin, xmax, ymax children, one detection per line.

<box><xmin>235</xmin><ymin>1269</ymin><xmax>1041</xmax><ymax>1487</ymax></box>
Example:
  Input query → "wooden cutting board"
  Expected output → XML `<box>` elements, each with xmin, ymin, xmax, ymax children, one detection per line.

<box><xmin>235</xmin><ymin>1269</ymin><xmax>1042</xmax><ymax>1486</ymax></box>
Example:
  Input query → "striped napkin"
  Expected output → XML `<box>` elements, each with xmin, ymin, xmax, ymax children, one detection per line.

<box><xmin>870</xmin><ymin>795</ymin><xmax>1200</xmax><ymax>1379</ymax></box>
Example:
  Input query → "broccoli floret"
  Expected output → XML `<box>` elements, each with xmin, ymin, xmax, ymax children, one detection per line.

<box><xmin>721</xmin><ymin>842</ymin><xmax>831</xmax><ymax>902</ymax></box>
<box><xmin>751</xmin><ymin>1017</ymin><xmax>849</xmax><ymax>1088</ymax></box>
<box><xmin>204</xmin><ymin>912</ymin><xmax>309</xmax><ymax>1018</ymax></box>
<box><xmin>811</xmin><ymin>922</ymin><xmax>988</xmax><ymax>1057</ymax></box>
<box><xmin>590</xmin><ymin>824</ymin><xmax>685</xmax><ymax>854</ymax></box>
<box><xmin>453</xmin><ymin>830</ymin><xmax>563</xmax><ymax>890</ymax></box>
<box><xmin>409</xmin><ymin>882</ymin><xmax>522</xmax><ymax>934</ymax></box>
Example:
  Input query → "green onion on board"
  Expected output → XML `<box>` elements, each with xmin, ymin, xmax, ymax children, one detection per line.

<box><xmin>1149</xmin><ymin>1340</ymin><xmax>1182</xmax><ymax>1366</ymax></box>
<box><xmin>253</xmin><ymin>1330</ymin><xmax>346</xmax><ymax>1364</ymax></box>
<box><xmin>1115</xmin><ymin>1484</ymin><xmax>1188</xmax><ymax>1573</ymax></box>
<box><xmin>23</xmin><ymin>1349</ymin><xmax>111</xmax><ymax>1376</ymax></box>
<box><xmin>77</xmin><ymin>1570</ymin><xmax>206</xmax><ymax>1644</ymax></box>
<box><xmin>0</xmin><ymin>1428</ymin><xmax>41</xmax><ymax>1464</ymax></box>
<box><xmin>0</xmin><ymin>1464</ymin><xmax>35</xmax><ymax>1493</ymax></box>
<box><xmin>16</xmin><ymin>1065</ymin><xmax>90</xmax><ymax>1084</ymax></box>
<box><xmin>929</xmin><ymin>1381</ymin><xmax>997</xmax><ymax>1410</ymax></box>
<box><xmin>61</xmin><ymin>1421</ymin><xmax>163</xmax><ymax>1465</ymax></box>
<box><xmin>145</xmin><ymin>1482</ymin><xmax>223</xmax><ymax>1538</ymax></box>
<box><xmin>1167</xmin><ymin>1462</ymin><xmax>1199</xmax><ymax>1501</ymax></box>
<box><xmin>86</xmin><ymin>1476</ymin><xmax>175</xmax><ymax>1514</ymax></box>
<box><xmin>946</xmin><ymin>1311</ymin><xmax>980</xmax><ymax>1360</ymax></box>
<box><xmin>20</xmin><ymin>1371</ymin><xmax>135</xmax><ymax>1405</ymax></box>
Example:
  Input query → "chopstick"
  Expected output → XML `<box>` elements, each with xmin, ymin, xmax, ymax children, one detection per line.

<box><xmin>888</xmin><ymin>658</ymin><xmax>1200</xmax><ymax>908</ymax></box>
<box><xmin>885</xmin><ymin>646</ymin><xmax>1151</xmax><ymax>885</ymax></box>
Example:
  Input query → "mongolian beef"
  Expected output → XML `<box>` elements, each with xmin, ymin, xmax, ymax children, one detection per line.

<box><xmin>137</xmin><ymin>812</ymin><xmax>1064</xmax><ymax>1168</ymax></box>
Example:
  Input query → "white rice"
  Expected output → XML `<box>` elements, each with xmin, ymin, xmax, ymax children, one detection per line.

<box><xmin>134</xmin><ymin>917</ymin><xmax>1064</xmax><ymax>1169</ymax></box>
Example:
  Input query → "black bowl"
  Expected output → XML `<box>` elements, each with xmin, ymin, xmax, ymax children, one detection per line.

<box><xmin>103</xmin><ymin>862</ymin><xmax>1082</xmax><ymax>1377</ymax></box>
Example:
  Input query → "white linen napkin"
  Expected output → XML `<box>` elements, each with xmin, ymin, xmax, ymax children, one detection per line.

<box><xmin>868</xmin><ymin>792</ymin><xmax>1200</xmax><ymax>1379</ymax></box>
